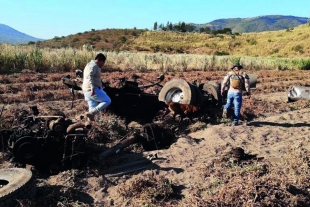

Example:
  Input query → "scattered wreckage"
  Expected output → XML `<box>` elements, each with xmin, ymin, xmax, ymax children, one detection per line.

<box><xmin>287</xmin><ymin>85</ymin><xmax>310</xmax><ymax>102</ymax></box>
<box><xmin>62</xmin><ymin>70</ymin><xmax>257</xmax><ymax>121</ymax></box>
<box><xmin>0</xmin><ymin>106</ymin><xmax>91</xmax><ymax>172</ymax></box>
<box><xmin>0</xmin><ymin>71</ymin><xmax>258</xmax><ymax>173</ymax></box>
<box><xmin>0</xmin><ymin>105</ymin><xmax>174</xmax><ymax>173</ymax></box>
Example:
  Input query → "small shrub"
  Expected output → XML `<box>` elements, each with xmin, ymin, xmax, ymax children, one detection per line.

<box><xmin>292</xmin><ymin>45</ymin><xmax>304</xmax><ymax>53</ymax></box>
<box><xmin>217</xmin><ymin>35</ymin><xmax>224</xmax><ymax>39</ymax></box>
<box><xmin>134</xmin><ymin>46</ymin><xmax>149</xmax><ymax>51</ymax></box>
<box><xmin>132</xmin><ymin>31</ymin><xmax>138</xmax><ymax>36</ymax></box>
<box><xmin>234</xmin><ymin>42</ymin><xmax>241</xmax><ymax>47</ymax></box>
<box><xmin>72</xmin><ymin>37</ymin><xmax>79</xmax><ymax>42</ymax></box>
<box><xmin>119</xmin><ymin>36</ymin><xmax>127</xmax><ymax>43</ymax></box>
<box><xmin>88</xmin><ymin>36</ymin><xmax>101</xmax><ymax>42</ymax></box>
<box><xmin>150</xmin><ymin>45</ymin><xmax>160</xmax><ymax>52</ymax></box>
<box><xmin>272</xmin><ymin>48</ymin><xmax>279</xmax><ymax>54</ymax></box>
<box><xmin>53</xmin><ymin>36</ymin><xmax>61</xmax><ymax>41</ymax></box>
<box><xmin>176</xmin><ymin>47</ymin><xmax>184</xmax><ymax>54</ymax></box>
<box><xmin>214</xmin><ymin>51</ymin><xmax>230</xmax><ymax>56</ymax></box>
<box><xmin>246</xmin><ymin>38</ymin><xmax>257</xmax><ymax>45</ymax></box>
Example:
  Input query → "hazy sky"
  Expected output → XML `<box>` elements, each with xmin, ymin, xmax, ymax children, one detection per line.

<box><xmin>1</xmin><ymin>0</ymin><xmax>309</xmax><ymax>39</ymax></box>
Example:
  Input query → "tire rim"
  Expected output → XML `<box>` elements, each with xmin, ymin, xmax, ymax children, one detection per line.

<box><xmin>167</xmin><ymin>88</ymin><xmax>184</xmax><ymax>103</ymax></box>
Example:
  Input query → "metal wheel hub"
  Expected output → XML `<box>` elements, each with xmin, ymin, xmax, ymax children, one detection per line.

<box><xmin>171</xmin><ymin>90</ymin><xmax>184</xmax><ymax>103</ymax></box>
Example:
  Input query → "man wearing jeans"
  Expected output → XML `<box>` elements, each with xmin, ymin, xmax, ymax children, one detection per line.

<box><xmin>221</xmin><ymin>63</ymin><xmax>250</xmax><ymax>126</ymax></box>
<box><xmin>82</xmin><ymin>53</ymin><xmax>111</xmax><ymax>121</ymax></box>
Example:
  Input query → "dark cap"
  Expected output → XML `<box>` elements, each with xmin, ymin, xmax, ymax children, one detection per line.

<box><xmin>231</xmin><ymin>62</ymin><xmax>243</xmax><ymax>70</ymax></box>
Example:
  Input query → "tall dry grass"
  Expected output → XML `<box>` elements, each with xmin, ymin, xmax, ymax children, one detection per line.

<box><xmin>1</xmin><ymin>43</ymin><xmax>310</xmax><ymax>74</ymax></box>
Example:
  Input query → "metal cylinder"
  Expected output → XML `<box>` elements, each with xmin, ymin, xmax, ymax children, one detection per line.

<box><xmin>49</xmin><ymin>118</ymin><xmax>65</xmax><ymax>134</ymax></box>
<box><xmin>66</xmin><ymin>121</ymin><xmax>91</xmax><ymax>134</ymax></box>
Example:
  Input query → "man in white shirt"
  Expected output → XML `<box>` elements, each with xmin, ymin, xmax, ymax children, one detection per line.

<box><xmin>82</xmin><ymin>53</ymin><xmax>111</xmax><ymax>121</ymax></box>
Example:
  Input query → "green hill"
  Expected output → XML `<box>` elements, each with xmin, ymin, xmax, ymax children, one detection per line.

<box><xmin>193</xmin><ymin>15</ymin><xmax>308</xmax><ymax>33</ymax></box>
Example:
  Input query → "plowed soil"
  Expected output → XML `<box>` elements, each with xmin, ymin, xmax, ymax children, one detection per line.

<box><xmin>1</xmin><ymin>69</ymin><xmax>310</xmax><ymax>206</ymax></box>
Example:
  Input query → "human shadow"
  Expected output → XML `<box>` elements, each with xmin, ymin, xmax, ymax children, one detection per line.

<box><xmin>247</xmin><ymin>121</ymin><xmax>310</xmax><ymax>127</ymax></box>
<box><xmin>97</xmin><ymin>150</ymin><xmax>184</xmax><ymax>177</ymax></box>
<box><xmin>153</xmin><ymin>166</ymin><xmax>184</xmax><ymax>174</ymax></box>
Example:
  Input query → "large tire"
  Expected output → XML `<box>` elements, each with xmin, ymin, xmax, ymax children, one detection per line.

<box><xmin>12</xmin><ymin>136</ymin><xmax>39</xmax><ymax>165</ymax></box>
<box><xmin>158</xmin><ymin>79</ymin><xmax>197</xmax><ymax>105</ymax></box>
<box><xmin>203</xmin><ymin>81</ymin><xmax>222</xmax><ymax>107</ymax></box>
<box><xmin>193</xmin><ymin>85</ymin><xmax>205</xmax><ymax>107</ymax></box>
<box><xmin>247</xmin><ymin>74</ymin><xmax>257</xmax><ymax>89</ymax></box>
<box><xmin>0</xmin><ymin>168</ymin><xmax>36</xmax><ymax>207</ymax></box>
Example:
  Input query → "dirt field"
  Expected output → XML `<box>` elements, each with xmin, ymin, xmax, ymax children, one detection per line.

<box><xmin>1</xmin><ymin>69</ymin><xmax>310</xmax><ymax>206</ymax></box>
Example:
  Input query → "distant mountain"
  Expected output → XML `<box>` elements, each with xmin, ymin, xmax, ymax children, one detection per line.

<box><xmin>0</xmin><ymin>23</ymin><xmax>43</xmax><ymax>44</ymax></box>
<box><xmin>192</xmin><ymin>15</ymin><xmax>309</xmax><ymax>33</ymax></box>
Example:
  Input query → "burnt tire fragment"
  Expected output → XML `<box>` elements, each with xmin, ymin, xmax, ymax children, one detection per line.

<box><xmin>0</xmin><ymin>168</ymin><xmax>36</xmax><ymax>207</ymax></box>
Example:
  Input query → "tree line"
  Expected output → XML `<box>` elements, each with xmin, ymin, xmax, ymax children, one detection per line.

<box><xmin>153</xmin><ymin>21</ymin><xmax>234</xmax><ymax>35</ymax></box>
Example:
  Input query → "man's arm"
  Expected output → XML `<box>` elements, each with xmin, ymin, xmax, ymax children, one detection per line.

<box><xmin>87</xmin><ymin>65</ymin><xmax>96</xmax><ymax>96</ymax></box>
<box><xmin>221</xmin><ymin>73</ymin><xmax>231</xmax><ymax>95</ymax></box>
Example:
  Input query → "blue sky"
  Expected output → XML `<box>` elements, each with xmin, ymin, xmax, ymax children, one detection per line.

<box><xmin>1</xmin><ymin>0</ymin><xmax>309</xmax><ymax>39</ymax></box>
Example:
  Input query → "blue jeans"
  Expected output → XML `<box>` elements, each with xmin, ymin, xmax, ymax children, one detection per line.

<box><xmin>224</xmin><ymin>92</ymin><xmax>242</xmax><ymax>122</ymax></box>
<box><xmin>84</xmin><ymin>88</ymin><xmax>111</xmax><ymax>115</ymax></box>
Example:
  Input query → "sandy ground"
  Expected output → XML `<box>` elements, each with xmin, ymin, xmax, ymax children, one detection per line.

<box><xmin>22</xmin><ymin>104</ymin><xmax>308</xmax><ymax>206</ymax></box>
<box><xmin>100</xmin><ymin>107</ymin><xmax>310</xmax><ymax>205</ymax></box>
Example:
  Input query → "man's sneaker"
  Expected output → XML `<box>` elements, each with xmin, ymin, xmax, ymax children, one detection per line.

<box><xmin>85</xmin><ymin>112</ymin><xmax>95</xmax><ymax>121</ymax></box>
<box><xmin>222</xmin><ymin>109</ymin><xmax>228</xmax><ymax>118</ymax></box>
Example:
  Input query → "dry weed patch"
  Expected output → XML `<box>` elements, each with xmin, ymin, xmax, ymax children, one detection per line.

<box><xmin>116</xmin><ymin>171</ymin><xmax>179</xmax><ymax>206</ymax></box>
<box><xmin>87</xmin><ymin>113</ymin><xmax>128</xmax><ymax>142</ymax></box>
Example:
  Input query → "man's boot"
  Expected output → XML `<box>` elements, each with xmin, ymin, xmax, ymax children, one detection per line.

<box><xmin>222</xmin><ymin>109</ymin><xmax>228</xmax><ymax>118</ymax></box>
<box><xmin>85</xmin><ymin>112</ymin><xmax>95</xmax><ymax>121</ymax></box>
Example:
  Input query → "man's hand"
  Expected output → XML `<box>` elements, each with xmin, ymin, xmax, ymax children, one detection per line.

<box><xmin>221</xmin><ymin>90</ymin><xmax>224</xmax><ymax>96</ymax></box>
<box><xmin>91</xmin><ymin>88</ymin><xmax>95</xmax><ymax>96</ymax></box>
